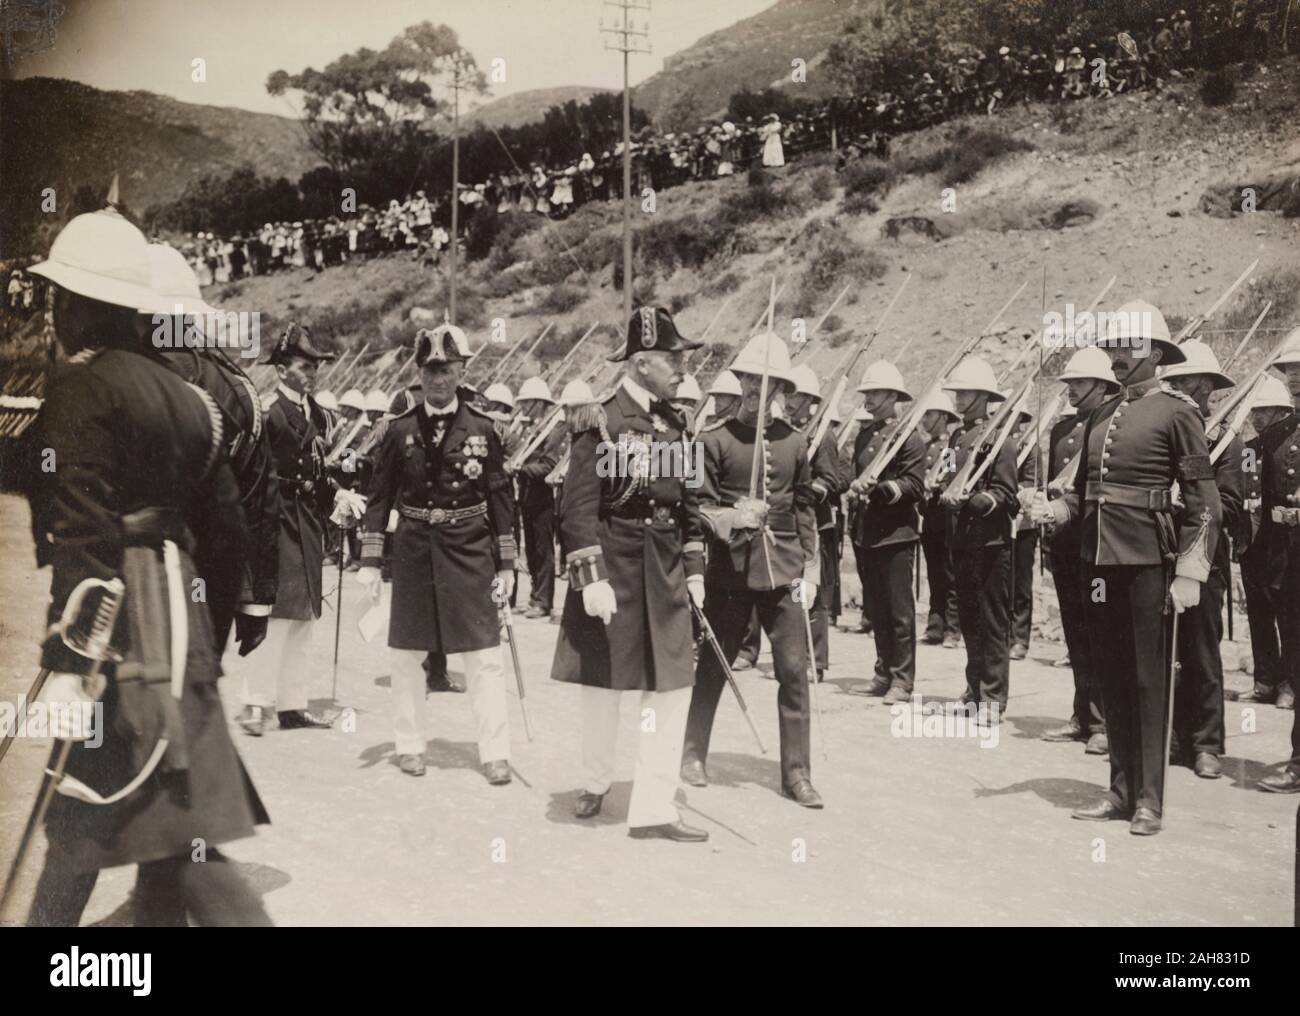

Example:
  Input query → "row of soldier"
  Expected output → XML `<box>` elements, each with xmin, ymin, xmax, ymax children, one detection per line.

<box><xmin>12</xmin><ymin>205</ymin><xmax>1300</xmax><ymax>927</ymax></box>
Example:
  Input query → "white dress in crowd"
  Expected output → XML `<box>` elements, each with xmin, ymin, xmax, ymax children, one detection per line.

<box><xmin>761</xmin><ymin>120</ymin><xmax>785</xmax><ymax>167</ymax></box>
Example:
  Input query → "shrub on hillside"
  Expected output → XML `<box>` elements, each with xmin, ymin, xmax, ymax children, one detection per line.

<box><xmin>793</xmin><ymin>220</ymin><xmax>888</xmax><ymax>317</ymax></box>
<box><xmin>536</xmin><ymin>283</ymin><xmax>585</xmax><ymax>315</ymax></box>
<box><xmin>1200</xmin><ymin>68</ymin><xmax>1236</xmax><ymax>107</ymax></box>
<box><xmin>841</xmin><ymin>158</ymin><xmax>897</xmax><ymax>198</ymax></box>
<box><xmin>669</xmin><ymin>292</ymin><xmax>693</xmax><ymax>314</ymax></box>
<box><xmin>704</xmin><ymin>270</ymin><xmax>742</xmax><ymax>296</ymax></box>
<box><xmin>894</xmin><ymin>129</ymin><xmax>1032</xmax><ymax>186</ymax></box>
<box><xmin>485</xmin><ymin>212</ymin><xmax>542</xmax><ymax>272</ymax></box>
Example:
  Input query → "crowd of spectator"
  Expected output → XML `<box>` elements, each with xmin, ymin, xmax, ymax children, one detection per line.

<box><xmin>143</xmin><ymin>6</ymin><xmax>1300</xmax><ymax>285</ymax></box>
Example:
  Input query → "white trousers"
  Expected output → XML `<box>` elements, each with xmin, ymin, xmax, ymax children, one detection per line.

<box><xmin>581</xmin><ymin>685</ymin><xmax>690</xmax><ymax>829</ymax></box>
<box><xmin>390</xmin><ymin>647</ymin><xmax>511</xmax><ymax>762</ymax></box>
<box><xmin>242</xmin><ymin>617</ymin><xmax>312</xmax><ymax>711</ymax></box>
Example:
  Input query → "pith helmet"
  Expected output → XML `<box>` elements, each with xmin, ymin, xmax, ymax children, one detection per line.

<box><xmin>1158</xmin><ymin>339</ymin><xmax>1233</xmax><ymax>390</ymax></box>
<box><xmin>788</xmin><ymin>364</ymin><xmax>821</xmax><ymax>399</ymax></box>
<box><xmin>942</xmin><ymin>355</ymin><xmax>1005</xmax><ymax>400</ymax></box>
<box><xmin>483</xmin><ymin>382</ymin><xmax>515</xmax><ymax>409</ymax></box>
<box><xmin>1099</xmin><ymin>299</ymin><xmax>1184</xmax><ymax>364</ymax></box>
<box><xmin>1249</xmin><ymin>374</ymin><xmax>1292</xmax><ymax>410</ymax></box>
<box><xmin>675</xmin><ymin>373</ymin><xmax>703</xmax><ymax>402</ymax></box>
<box><xmin>1057</xmin><ymin>346</ymin><xmax>1120</xmax><ymax>392</ymax></box>
<box><xmin>708</xmin><ymin>370</ymin><xmax>742</xmax><ymax>397</ymax></box>
<box><xmin>855</xmin><ymin>359</ymin><xmax>912</xmax><ymax>399</ymax></box>
<box><xmin>729</xmin><ymin>331</ymin><xmax>795</xmax><ymax>389</ymax></box>
<box><xmin>517</xmin><ymin>376</ymin><xmax>555</xmax><ymax>403</ymax></box>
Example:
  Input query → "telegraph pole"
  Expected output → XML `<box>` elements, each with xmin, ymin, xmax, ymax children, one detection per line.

<box><xmin>600</xmin><ymin>0</ymin><xmax>650</xmax><ymax>327</ymax></box>
<box><xmin>448</xmin><ymin>54</ymin><xmax>464</xmax><ymax>325</ymax></box>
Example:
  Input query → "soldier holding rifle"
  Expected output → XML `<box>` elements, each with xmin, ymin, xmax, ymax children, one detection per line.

<box><xmin>681</xmin><ymin>331</ymin><xmax>824</xmax><ymax>809</ymax></box>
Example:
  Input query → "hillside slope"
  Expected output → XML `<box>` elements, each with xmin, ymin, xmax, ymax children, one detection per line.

<box><xmin>201</xmin><ymin>60</ymin><xmax>1300</xmax><ymax>409</ymax></box>
<box><xmin>466</xmin><ymin>85</ymin><xmax>611</xmax><ymax>129</ymax></box>
<box><xmin>0</xmin><ymin>77</ymin><xmax>319</xmax><ymax>253</ymax></box>
<box><xmin>633</xmin><ymin>0</ymin><xmax>863</xmax><ymax>124</ymax></box>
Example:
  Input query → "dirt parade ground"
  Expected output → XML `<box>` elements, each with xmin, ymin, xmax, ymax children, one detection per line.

<box><xmin>0</xmin><ymin>493</ymin><xmax>1294</xmax><ymax>927</ymax></box>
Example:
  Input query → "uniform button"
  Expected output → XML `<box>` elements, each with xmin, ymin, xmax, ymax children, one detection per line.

<box><xmin>1100</xmin><ymin>467</ymin><xmax>1108</xmax><ymax>475</ymax></box>
<box><xmin>644</xmin><ymin>518</ymin><xmax>652</xmax><ymax>525</ymax></box>
<box><xmin>1099</xmin><ymin>496</ymin><xmax>1107</xmax><ymax>505</ymax></box>
<box><xmin>1066</xmin><ymin>438</ymin><xmax>1075</xmax><ymax>445</ymax></box>
<box><xmin>426</xmin><ymin>481</ymin><xmax>433</xmax><ymax>488</ymax></box>
<box><xmin>451</xmin><ymin>481</ymin><xmax>460</xmax><ymax>488</ymax></box>
<box><xmin>1290</xmin><ymin>468</ymin><xmax>1296</xmax><ymax>476</ymax></box>
<box><xmin>1291</xmin><ymin>446</ymin><xmax>1298</xmax><ymax>453</ymax></box>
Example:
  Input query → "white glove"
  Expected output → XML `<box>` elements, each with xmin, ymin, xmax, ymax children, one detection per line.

<box><xmin>495</xmin><ymin>568</ymin><xmax>516</xmax><ymax>605</ymax></box>
<box><xmin>42</xmin><ymin>672</ymin><xmax>102</xmax><ymax>742</ymax></box>
<box><xmin>733</xmin><ymin>496</ymin><xmax>769</xmax><ymax>531</ymax></box>
<box><xmin>582</xmin><ymin>580</ymin><xmax>618</xmax><ymax>625</ymax></box>
<box><xmin>1169</xmin><ymin>576</ymin><xmax>1201</xmax><ymax>614</ymax></box>
<box><xmin>355</xmin><ymin>566</ymin><xmax>382</xmax><ymax>601</ymax></box>
<box><xmin>795</xmin><ymin>579</ymin><xmax>817</xmax><ymax>611</ymax></box>
<box><xmin>686</xmin><ymin>575</ymin><xmax>705</xmax><ymax>609</ymax></box>
<box><xmin>330</xmin><ymin>488</ymin><xmax>367</xmax><ymax>527</ymax></box>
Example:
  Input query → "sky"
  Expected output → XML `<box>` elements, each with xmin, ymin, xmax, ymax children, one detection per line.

<box><xmin>13</xmin><ymin>0</ymin><xmax>776</xmax><ymax>116</ymax></box>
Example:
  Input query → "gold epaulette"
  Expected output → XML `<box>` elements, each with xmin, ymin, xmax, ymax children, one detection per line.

<box><xmin>566</xmin><ymin>399</ymin><xmax>607</xmax><ymax>436</ymax></box>
<box><xmin>259</xmin><ymin>390</ymin><xmax>279</xmax><ymax>412</ymax></box>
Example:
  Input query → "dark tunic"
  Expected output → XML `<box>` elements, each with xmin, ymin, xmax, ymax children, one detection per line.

<box><xmin>551</xmin><ymin>384</ymin><xmax>705</xmax><ymax>692</ymax></box>
<box><xmin>30</xmin><ymin>348</ymin><xmax>266</xmax><ymax>873</ymax></box>
<box><xmin>697</xmin><ymin>416</ymin><xmax>819</xmax><ymax>590</ymax></box>
<box><xmin>155</xmin><ymin>348</ymin><xmax>279</xmax><ymax>642</ymax></box>
<box><xmin>360</xmin><ymin>389</ymin><xmax>517</xmax><ymax>653</ymax></box>
<box><xmin>850</xmin><ymin>419</ymin><xmax>927</xmax><ymax>548</ymax></box>
<box><xmin>262</xmin><ymin>389</ymin><xmax>333</xmax><ymax>620</ymax></box>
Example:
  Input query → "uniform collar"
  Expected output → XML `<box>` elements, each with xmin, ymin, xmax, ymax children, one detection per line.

<box><xmin>620</xmin><ymin>375</ymin><xmax>653</xmax><ymax>413</ymax></box>
<box><xmin>424</xmin><ymin>396</ymin><xmax>458</xmax><ymax>418</ymax></box>
<box><xmin>1121</xmin><ymin>375</ymin><xmax>1161</xmax><ymax>400</ymax></box>
<box><xmin>278</xmin><ymin>383</ymin><xmax>306</xmax><ymax>407</ymax></box>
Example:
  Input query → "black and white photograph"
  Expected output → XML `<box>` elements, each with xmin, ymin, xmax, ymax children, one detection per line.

<box><xmin>2</xmin><ymin>0</ymin><xmax>1299</xmax><ymax>953</ymax></box>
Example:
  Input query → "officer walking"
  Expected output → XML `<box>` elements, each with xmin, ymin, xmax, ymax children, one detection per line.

<box><xmin>550</xmin><ymin>306</ymin><xmax>710</xmax><ymax>841</ymax></box>
<box><xmin>239</xmin><ymin>323</ymin><xmax>338</xmax><ymax>735</ymax></box>
<box><xmin>356</xmin><ymin>325</ymin><xmax>518</xmax><ymax>784</ymax></box>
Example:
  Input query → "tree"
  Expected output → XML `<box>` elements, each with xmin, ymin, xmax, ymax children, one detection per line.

<box><xmin>266</xmin><ymin>21</ymin><xmax>487</xmax><ymax>191</ymax></box>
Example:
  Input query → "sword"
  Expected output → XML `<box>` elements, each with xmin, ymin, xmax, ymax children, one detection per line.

<box><xmin>1162</xmin><ymin>605</ymin><xmax>1181</xmax><ymax>821</ymax></box>
<box><xmin>499</xmin><ymin>605</ymin><xmax>534</xmax><ymax>741</ymax></box>
<box><xmin>1</xmin><ymin>578</ymin><xmax>126</xmax><ymax>921</ymax></box>
<box><xmin>0</xmin><ymin>577</ymin><xmax>125</xmax><ymax>769</ymax></box>
<box><xmin>800</xmin><ymin>583</ymin><xmax>827</xmax><ymax>759</ymax></box>
<box><xmin>690</xmin><ymin>600</ymin><xmax>767</xmax><ymax>754</ymax></box>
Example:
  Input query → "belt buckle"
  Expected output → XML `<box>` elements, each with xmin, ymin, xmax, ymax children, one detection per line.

<box><xmin>653</xmin><ymin>505</ymin><xmax>672</xmax><ymax>524</ymax></box>
<box><xmin>428</xmin><ymin>507</ymin><xmax>448</xmax><ymax>525</ymax></box>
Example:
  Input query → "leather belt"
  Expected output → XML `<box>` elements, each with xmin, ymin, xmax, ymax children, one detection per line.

<box><xmin>606</xmin><ymin>503</ymin><xmax>679</xmax><ymax>524</ymax></box>
<box><xmin>1084</xmin><ymin>480</ymin><xmax>1171</xmax><ymax>511</ymax></box>
<box><xmin>1271</xmin><ymin>506</ymin><xmax>1300</xmax><ymax>527</ymax></box>
<box><xmin>398</xmin><ymin>502</ymin><xmax>487</xmax><ymax>525</ymax></box>
<box><xmin>121</xmin><ymin>507</ymin><xmax>194</xmax><ymax>551</ymax></box>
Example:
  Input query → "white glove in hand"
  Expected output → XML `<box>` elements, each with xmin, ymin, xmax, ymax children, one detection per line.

<box><xmin>582</xmin><ymin>580</ymin><xmax>618</xmax><ymax>624</ymax></box>
<box><xmin>495</xmin><ymin>568</ymin><xmax>516</xmax><ymax>605</ymax></box>
<box><xmin>42</xmin><ymin>672</ymin><xmax>101</xmax><ymax>742</ymax></box>
<box><xmin>733</xmin><ymin>496</ymin><xmax>769</xmax><ymax>530</ymax></box>
<box><xmin>330</xmin><ymin>488</ymin><xmax>367</xmax><ymax>527</ymax></box>
<box><xmin>796</xmin><ymin>579</ymin><xmax>817</xmax><ymax>611</ymax></box>
<box><xmin>686</xmin><ymin>575</ymin><xmax>705</xmax><ymax>609</ymax></box>
<box><xmin>355</xmin><ymin>566</ymin><xmax>382</xmax><ymax>601</ymax></box>
<box><xmin>1169</xmin><ymin>576</ymin><xmax>1201</xmax><ymax>614</ymax></box>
